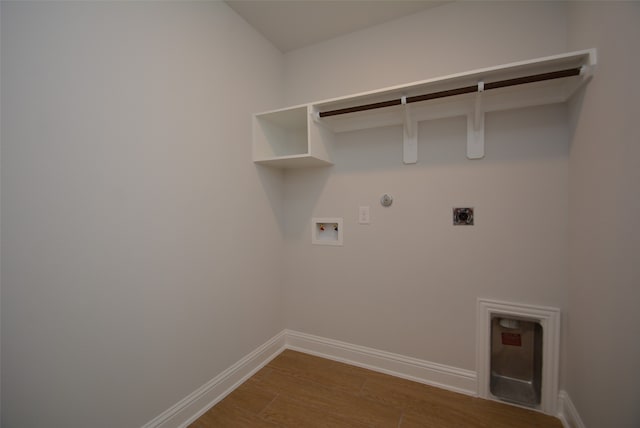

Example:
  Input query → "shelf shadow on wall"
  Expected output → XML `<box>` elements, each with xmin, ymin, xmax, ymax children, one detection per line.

<box><xmin>255</xmin><ymin>162</ymin><xmax>332</xmax><ymax>238</ymax></box>
<box><xmin>255</xmin><ymin>163</ymin><xmax>287</xmax><ymax>234</ymax></box>
<box><xmin>566</xmin><ymin>85</ymin><xmax>587</xmax><ymax>152</ymax></box>
<box><xmin>282</xmin><ymin>166</ymin><xmax>333</xmax><ymax>239</ymax></box>
<box><xmin>331</xmin><ymin>103</ymin><xmax>570</xmax><ymax>173</ymax></box>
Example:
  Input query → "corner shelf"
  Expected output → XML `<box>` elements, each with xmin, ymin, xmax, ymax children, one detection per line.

<box><xmin>253</xmin><ymin>105</ymin><xmax>334</xmax><ymax>168</ymax></box>
<box><xmin>253</xmin><ymin>49</ymin><xmax>596</xmax><ymax>168</ymax></box>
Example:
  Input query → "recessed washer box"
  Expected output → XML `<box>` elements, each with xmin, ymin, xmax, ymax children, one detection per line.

<box><xmin>312</xmin><ymin>218</ymin><xmax>343</xmax><ymax>246</ymax></box>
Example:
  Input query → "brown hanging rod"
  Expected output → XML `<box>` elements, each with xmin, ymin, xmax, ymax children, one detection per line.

<box><xmin>318</xmin><ymin>67</ymin><xmax>582</xmax><ymax>118</ymax></box>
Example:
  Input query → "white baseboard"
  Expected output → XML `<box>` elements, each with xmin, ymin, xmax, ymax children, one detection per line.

<box><xmin>143</xmin><ymin>329</ymin><xmax>585</xmax><ymax>428</ymax></box>
<box><xmin>284</xmin><ymin>329</ymin><xmax>477</xmax><ymax>396</ymax></box>
<box><xmin>141</xmin><ymin>330</ymin><xmax>286</xmax><ymax>428</ymax></box>
<box><xmin>142</xmin><ymin>329</ymin><xmax>479</xmax><ymax>427</ymax></box>
<box><xmin>557</xmin><ymin>390</ymin><xmax>586</xmax><ymax>428</ymax></box>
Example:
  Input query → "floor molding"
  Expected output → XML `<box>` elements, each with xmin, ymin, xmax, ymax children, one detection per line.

<box><xmin>143</xmin><ymin>329</ymin><xmax>585</xmax><ymax>427</ymax></box>
<box><xmin>284</xmin><ymin>329</ymin><xmax>477</xmax><ymax>396</ymax></box>
<box><xmin>141</xmin><ymin>330</ymin><xmax>286</xmax><ymax>428</ymax></box>
<box><xmin>557</xmin><ymin>390</ymin><xmax>585</xmax><ymax>428</ymax></box>
<box><xmin>143</xmin><ymin>329</ymin><xmax>480</xmax><ymax>427</ymax></box>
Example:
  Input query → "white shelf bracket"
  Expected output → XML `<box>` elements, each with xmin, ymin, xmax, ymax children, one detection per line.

<box><xmin>577</xmin><ymin>64</ymin><xmax>594</xmax><ymax>88</ymax></box>
<box><xmin>467</xmin><ymin>81</ymin><xmax>485</xmax><ymax>159</ymax></box>
<box><xmin>402</xmin><ymin>96</ymin><xmax>418</xmax><ymax>164</ymax></box>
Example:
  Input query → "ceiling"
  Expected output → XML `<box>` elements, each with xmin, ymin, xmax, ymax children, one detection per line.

<box><xmin>225</xmin><ymin>0</ymin><xmax>448</xmax><ymax>53</ymax></box>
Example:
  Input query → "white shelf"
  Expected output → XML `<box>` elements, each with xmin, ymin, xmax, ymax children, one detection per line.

<box><xmin>253</xmin><ymin>106</ymin><xmax>308</xmax><ymax>159</ymax></box>
<box><xmin>254</xmin><ymin>154</ymin><xmax>333</xmax><ymax>169</ymax></box>
<box><xmin>253</xmin><ymin>49</ymin><xmax>596</xmax><ymax>168</ymax></box>
<box><xmin>253</xmin><ymin>105</ymin><xmax>334</xmax><ymax>168</ymax></box>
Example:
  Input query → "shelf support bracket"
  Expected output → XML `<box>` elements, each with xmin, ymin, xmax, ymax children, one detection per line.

<box><xmin>402</xmin><ymin>96</ymin><xmax>418</xmax><ymax>164</ymax></box>
<box><xmin>467</xmin><ymin>81</ymin><xmax>485</xmax><ymax>159</ymax></box>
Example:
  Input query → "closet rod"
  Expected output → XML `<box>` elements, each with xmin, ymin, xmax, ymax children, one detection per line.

<box><xmin>318</xmin><ymin>67</ymin><xmax>582</xmax><ymax>118</ymax></box>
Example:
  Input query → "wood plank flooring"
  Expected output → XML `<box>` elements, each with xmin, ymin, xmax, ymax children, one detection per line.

<box><xmin>190</xmin><ymin>349</ymin><xmax>562</xmax><ymax>427</ymax></box>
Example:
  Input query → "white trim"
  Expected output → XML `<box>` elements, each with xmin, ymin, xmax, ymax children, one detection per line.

<box><xmin>141</xmin><ymin>331</ymin><xmax>286</xmax><ymax>428</ymax></box>
<box><xmin>143</xmin><ymin>326</ymin><xmax>578</xmax><ymax>428</ymax></box>
<box><xmin>151</xmin><ymin>326</ymin><xmax>611</xmax><ymax>428</ymax></box>
<box><xmin>142</xmin><ymin>329</ymin><xmax>479</xmax><ymax>427</ymax></box>
<box><xmin>476</xmin><ymin>298</ymin><xmax>561</xmax><ymax>415</ymax></box>
<box><xmin>557</xmin><ymin>390</ymin><xmax>586</xmax><ymax>428</ymax></box>
<box><xmin>284</xmin><ymin>329</ymin><xmax>477</xmax><ymax>396</ymax></box>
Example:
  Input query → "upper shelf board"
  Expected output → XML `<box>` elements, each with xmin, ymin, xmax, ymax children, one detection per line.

<box><xmin>253</xmin><ymin>154</ymin><xmax>333</xmax><ymax>168</ymax></box>
<box><xmin>313</xmin><ymin>49</ymin><xmax>596</xmax><ymax>119</ymax></box>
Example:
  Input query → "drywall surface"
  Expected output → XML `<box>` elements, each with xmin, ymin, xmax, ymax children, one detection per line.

<box><xmin>282</xmin><ymin>1</ymin><xmax>569</xmax><ymax>372</ymax></box>
<box><xmin>566</xmin><ymin>3</ymin><xmax>640</xmax><ymax>427</ymax></box>
<box><xmin>284</xmin><ymin>1</ymin><xmax>569</xmax><ymax>106</ymax></box>
<box><xmin>1</xmin><ymin>2</ymin><xmax>284</xmax><ymax>427</ymax></box>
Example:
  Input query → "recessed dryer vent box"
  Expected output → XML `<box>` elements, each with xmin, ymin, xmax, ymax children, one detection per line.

<box><xmin>490</xmin><ymin>316</ymin><xmax>543</xmax><ymax>407</ymax></box>
<box><xmin>312</xmin><ymin>218</ymin><xmax>343</xmax><ymax>246</ymax></box>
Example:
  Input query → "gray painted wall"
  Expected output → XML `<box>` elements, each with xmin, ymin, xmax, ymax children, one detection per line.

<box><xmin>1</xmin><ymin>2</ymin><xmax>285</xmax><ymax>426</ymax></box>
<box><xmin>567</xmin><ymin>3</ymin><xmax>640</xmax><ymax>427</ymax></box>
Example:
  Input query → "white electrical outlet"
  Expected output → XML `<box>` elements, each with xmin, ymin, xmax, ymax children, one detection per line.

<box><xmin>359</xmin><ymin>206</ymin><xmax>370</xmax><ymax>224</ymax></box>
